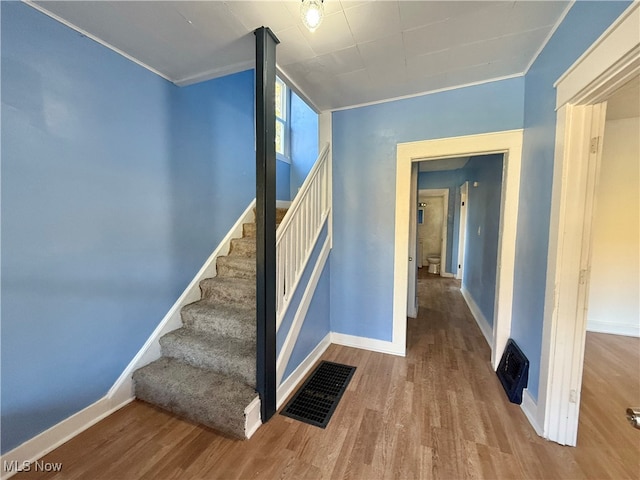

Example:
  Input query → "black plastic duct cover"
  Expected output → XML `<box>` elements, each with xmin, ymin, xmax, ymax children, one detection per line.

<box><xmin>496</xmin><ymin>338</ymin><xmax>529</xmax><ymax>404</ymax></box>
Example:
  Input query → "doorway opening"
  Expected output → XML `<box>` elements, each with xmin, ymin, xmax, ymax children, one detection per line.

<box><xmin>457</xmin><ymin>181</ymin><xmax>469</xmax><ymax>281</ymax></box>
<box><xmin>393</xmin><ymin>130</ymin><xmax>524</xmax><ymax>371</ymax></box>
<box><xmin>417</xmin><ymin>189</ymin><xmax>448</xmax><ymax>277</ymax></box>
<box><xmin>411</xmin><ymin>155</ymin><xmax>505</xmax><ymax>346</ymax></box>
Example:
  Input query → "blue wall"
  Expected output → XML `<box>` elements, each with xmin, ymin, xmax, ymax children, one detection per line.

<box><xmin>275</xmin><ymin>90</ymin><xmax>318</xmax><ymax>202</ymax></box>
<box><xmin>1</xmin><ymin>2</ymin><xmax>255</xmax><ymax>453</ymax></box>
<box><xmin>512</xmin><ymin>0</ymin><xmax>630</xmax><ymax>400</ymax></box>
<box><xmin>462</xmin><ymin>155</ymin><xmax>503</xmax><ymax>326</ymax></box>
<box><xmin>331</xmin><ymin>78</ymin><xmax>524</xmax><ymax>341</ymax></box>
<box><xmin>276</xmin><ymin>223</ymin><xmax>330</xmax><ymax>382</ymax></box>
<box><xmin>283</xmin><ymin>263</ymin><xmax>331</xmax><ymax>380</ymax></box>
<box><xmin>290</xmin><ymin>93</ymin><xmax>318</xmax><ymax>200</ymax></box>
<box><xmin>276</xmin><ymin>160</ymin><xmax>291</xmax><ymax>201</ymax></box>
<box><xmin>169</xmin><ymin>72</ymin><xmax>257</xmax><ymax>277</ymax></box>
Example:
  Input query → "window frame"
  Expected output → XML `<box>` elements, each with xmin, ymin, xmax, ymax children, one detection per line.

<box><xmin>275</xmin><ymin>77</ymin><xmax>291</xmax><ymax>163</ymax></box>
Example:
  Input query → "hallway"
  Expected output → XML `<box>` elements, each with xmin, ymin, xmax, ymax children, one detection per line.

<box><xmin>13</xmin><ymin>276</ymin><xmax>638</xmax><ymax>479</ymax></box>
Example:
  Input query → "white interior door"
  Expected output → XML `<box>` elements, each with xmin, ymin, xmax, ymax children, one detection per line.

<box><xmin>457</xmin><ymin>182</ymin><xmax>468</xmax><ymax>280</ymax></box>
<box><xmin>407</xmin><ymin>164</ymin><xmax>419</xmax><ymax>318</ymax></box>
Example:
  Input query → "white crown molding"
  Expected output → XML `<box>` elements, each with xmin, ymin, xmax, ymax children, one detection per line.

<box><xmin>276</xmin><ymin>65</ymin><xmax>322</xmax><ymax>114</ymax></box>
<box><xmin>523</xmin><ymin>1</ymin><xmax>576</xmax><ymax>75</ymax></box>
<box><xmin>174</xmin><ymin>60</ymin><xmax>255</xmax><ymax>87</ymax></box>
<box><xmin>330</xmin><ymin>73</ymin><xmax>524</xmax><ymax>113</ymax></box>
<box><xmin>22</xmin><ymin>0</ymin><xmax>172</xmax><ymax>83</ymax></box>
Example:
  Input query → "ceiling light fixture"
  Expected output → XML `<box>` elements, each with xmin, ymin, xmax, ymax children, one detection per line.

<box><xmin>301</xmin><ymin>0</ymin><xmax>324</xmax><ymax>33</ymax></box>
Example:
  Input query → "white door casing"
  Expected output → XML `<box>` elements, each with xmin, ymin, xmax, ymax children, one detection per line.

<box><xmin>457</xmin><ymin>181</ymin><xmax>469</xmax><ymax>281</ymax></box>
<box><xmin>407</xmin><ymin>164</ymin><xmax>419</xmax><ymax>318</ymax></box>
<box><xmin>393</xmin><ymin>130</ymin><xmax>523</xmax><ymax>365</ymax></box>
<box><xmin>538</xmin><ymin>2</ymin><xmax>639</xmax><ymax>447</ymax></box>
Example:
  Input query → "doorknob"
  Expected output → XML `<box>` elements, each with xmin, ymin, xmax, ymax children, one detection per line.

<box><xmin>627</xmin><ymin>408</ymin><xmax>640</xmax><ymax>429</ymax></box>
<box><xmin>409</xmin><ymin>257</ymin><xmax>413</xmax><ymax>261</ymax></box>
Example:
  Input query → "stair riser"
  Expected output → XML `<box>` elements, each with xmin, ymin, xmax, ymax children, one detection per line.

<box><xmin>200</xmin><ymin>279</ymin><xmax>255</xmax><ymax>308</ymax></box>
<box><xmin>216</xmin><ymin>257</ymin><xmax>255</xmax><ymax>280</ymax></box>
<box><xmin>160</xmin><ymin>337</ymin><xmax>255</xmax><ymax>387</ymax></box>
<box><xmin>134</xmin><ymin>381</ymin><xmax>246</xmax><ymax>439</ymax></box>
<box><xmin>229</xmin><ymin>238</ymin><xmax>256</xmax><ymax>257</ymax></box>
<box><xmin>242</xmin><ymin>223</ymin><xmax>256</xmax><ymax>238</ymax></box>
<box><xmin>181</xmin><ymin>308</ymin><xmax>256</xmax><ymax>342</ymax></box>
<box><xmin>243</xmin><ymin>219</ymin><xmax>285</xmax><ymax>239</ymax></box>
<box><xmin>252</xmin><ymin>208</ymin><xmax>288</xmax><ymax>223</ymax></box>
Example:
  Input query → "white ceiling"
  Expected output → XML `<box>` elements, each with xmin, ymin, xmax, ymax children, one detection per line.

<box><xmin>30</xmin><ymin>1</ymin><xmax>571</xmax><ymax>112</ymax></box>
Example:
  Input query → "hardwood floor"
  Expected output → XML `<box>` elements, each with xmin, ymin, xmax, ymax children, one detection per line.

<box><xmin>14</xmin><ymin>274</ymin><xmax>640</xmax><ymax>479</ymax></box>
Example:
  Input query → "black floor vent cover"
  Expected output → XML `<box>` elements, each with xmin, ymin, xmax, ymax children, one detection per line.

<box><xmin>281</xmin><ymin>361</ymin><xmax>356</xmax><ymax>428</ymax></box>
<box><xmin>496</xmin><ymin>338</ymin><xmax>529</xmax><ymax>404</ymax></box>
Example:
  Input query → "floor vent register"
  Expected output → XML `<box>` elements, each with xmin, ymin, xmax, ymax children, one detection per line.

<box><xmin>281</xmin><ymin>361</ymin><xmax>356</xmax><ymax>428</ymax></box>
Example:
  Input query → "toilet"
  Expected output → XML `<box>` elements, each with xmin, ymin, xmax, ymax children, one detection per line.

<box><xmin>427</xmin><ymin>255</ymin><xmax>441</xmax><ymax>275</ymax></box>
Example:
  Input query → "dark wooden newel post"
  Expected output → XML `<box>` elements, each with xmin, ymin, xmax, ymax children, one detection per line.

<box><xmin>255</xmin><ymin>26</ymin><xmax>279</xmax><ymax>422</ymax></box>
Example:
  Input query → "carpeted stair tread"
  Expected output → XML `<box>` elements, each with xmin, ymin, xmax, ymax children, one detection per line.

<box><xmin>200</xmin><ymin>276</ymin><xmax>255</xmax><ymax>307</ymax></box>
<box><xmin>160</xmin><ymin>328</ymin><xmax>255</xmax><ymax>386</ymax></box>
<box><xmin>181</xmin><ymin>301</ymin><xmax>255</xmax><ymax>341</ymax></box>
<box><xmin>229</xmin><ymin>237</ymin><xmax>256</xmax><ymax>257</ymax></box>
<box><xmin>216</xmin><ymin>254</ymin><xmax>255</xmax><ymax>279</ymax></box>
<box><xmin>133</xmin><ymin>357</ymin><xmax>257</xmax><ymax>439</ymax></box>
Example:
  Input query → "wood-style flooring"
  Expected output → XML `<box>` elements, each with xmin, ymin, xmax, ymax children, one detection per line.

<box><xmin>14</xmin><ymin>272</ymin><xmax>640</xmax><ymax>479</ymax></box>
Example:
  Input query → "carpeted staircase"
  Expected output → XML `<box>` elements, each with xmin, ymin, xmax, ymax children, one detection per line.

<box><xmin>133</xmin><ymin>208</ymin><xmax>288</xmax><ymax>439</ymax></box>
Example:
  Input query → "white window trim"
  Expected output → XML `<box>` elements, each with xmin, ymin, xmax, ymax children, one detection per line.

<box><xmin>276</xmin><ymin>77</ymin><xmax>291</xmax><ymax>164</ymax></box>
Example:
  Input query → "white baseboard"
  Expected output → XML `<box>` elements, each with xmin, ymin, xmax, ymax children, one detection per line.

<box><xmin>277</xmin><ymin>333</ymin><xmax>331</xmax><ymax>408</ymax></box>
<box><xmin>0</xmin><ymin>396</ymin><xmax>134</xmax><ymax>480</ymax></box>
<box><xmin>441</xmin><ymin>272</ymin><xmax>455</xmax><ymax>278</ymax></box>
<box><xmin>330</xmin><ymin>332</ymin><xmax>405</xmax><ymax>356</ymax></box>
<box><xmin>460</xmin><ymin>287</ymin><xmax>494</xmax><ymax>349</ymax></box>
<box><xmin>1</xmin><ymin>201</ymin><xmax>258</xmax><ymax>478</ymax></box>
<box><xmin>244</xmin><ymin>396</ymin><xmax>262</xmax><ymax>439</ymax></box>
<box><xmin>520</xmin><ymin>388</ymin><xmax>543</xmax><ymax>436</ymax></box>
<box><xmin>587</xmin><ymin>320</ymin><xmax>639</xmax><ymax>337</ymax></box>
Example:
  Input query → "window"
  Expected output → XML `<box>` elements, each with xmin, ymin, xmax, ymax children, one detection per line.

<box><xmin>275</xmin><ymin>77</ymin><xmax>289</xmax><ymax>160</ymax></box>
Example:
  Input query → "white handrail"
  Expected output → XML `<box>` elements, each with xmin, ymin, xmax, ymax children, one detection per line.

<box><xmin>276</xmin><ymin>143</ymin><xmax>331</xmax><ymax>329</ymax></box>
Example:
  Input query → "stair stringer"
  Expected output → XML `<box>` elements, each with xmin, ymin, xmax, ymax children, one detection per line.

<box><xmin>108</xmin><ymin>200</ymin><xmax>260</xmax><ymax>432</ymax></box>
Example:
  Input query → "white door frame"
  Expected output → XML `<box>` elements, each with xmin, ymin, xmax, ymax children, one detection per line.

<box><xmin>393</xmin><ymin>130</ymin><xmax>523</xmax><ymax>367</ymax></box>
<box><xmin>418</xmin><ymin>188</ymin><xmax>449</xmax><ymax>276</ymax></box>
<box><xmin>407</xmin><ymin>164</ymin><xmax>419</xmax><ymax>318</ymax></box>
<box><xmin>537</xmin><ymin>2</ymin><xmax>639</xmax><ymax>446</ymax></box>
<box><xmin>457</xmin><ymin>182</ymin><xmax>469</xmax><ymax>281</ymax></box>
